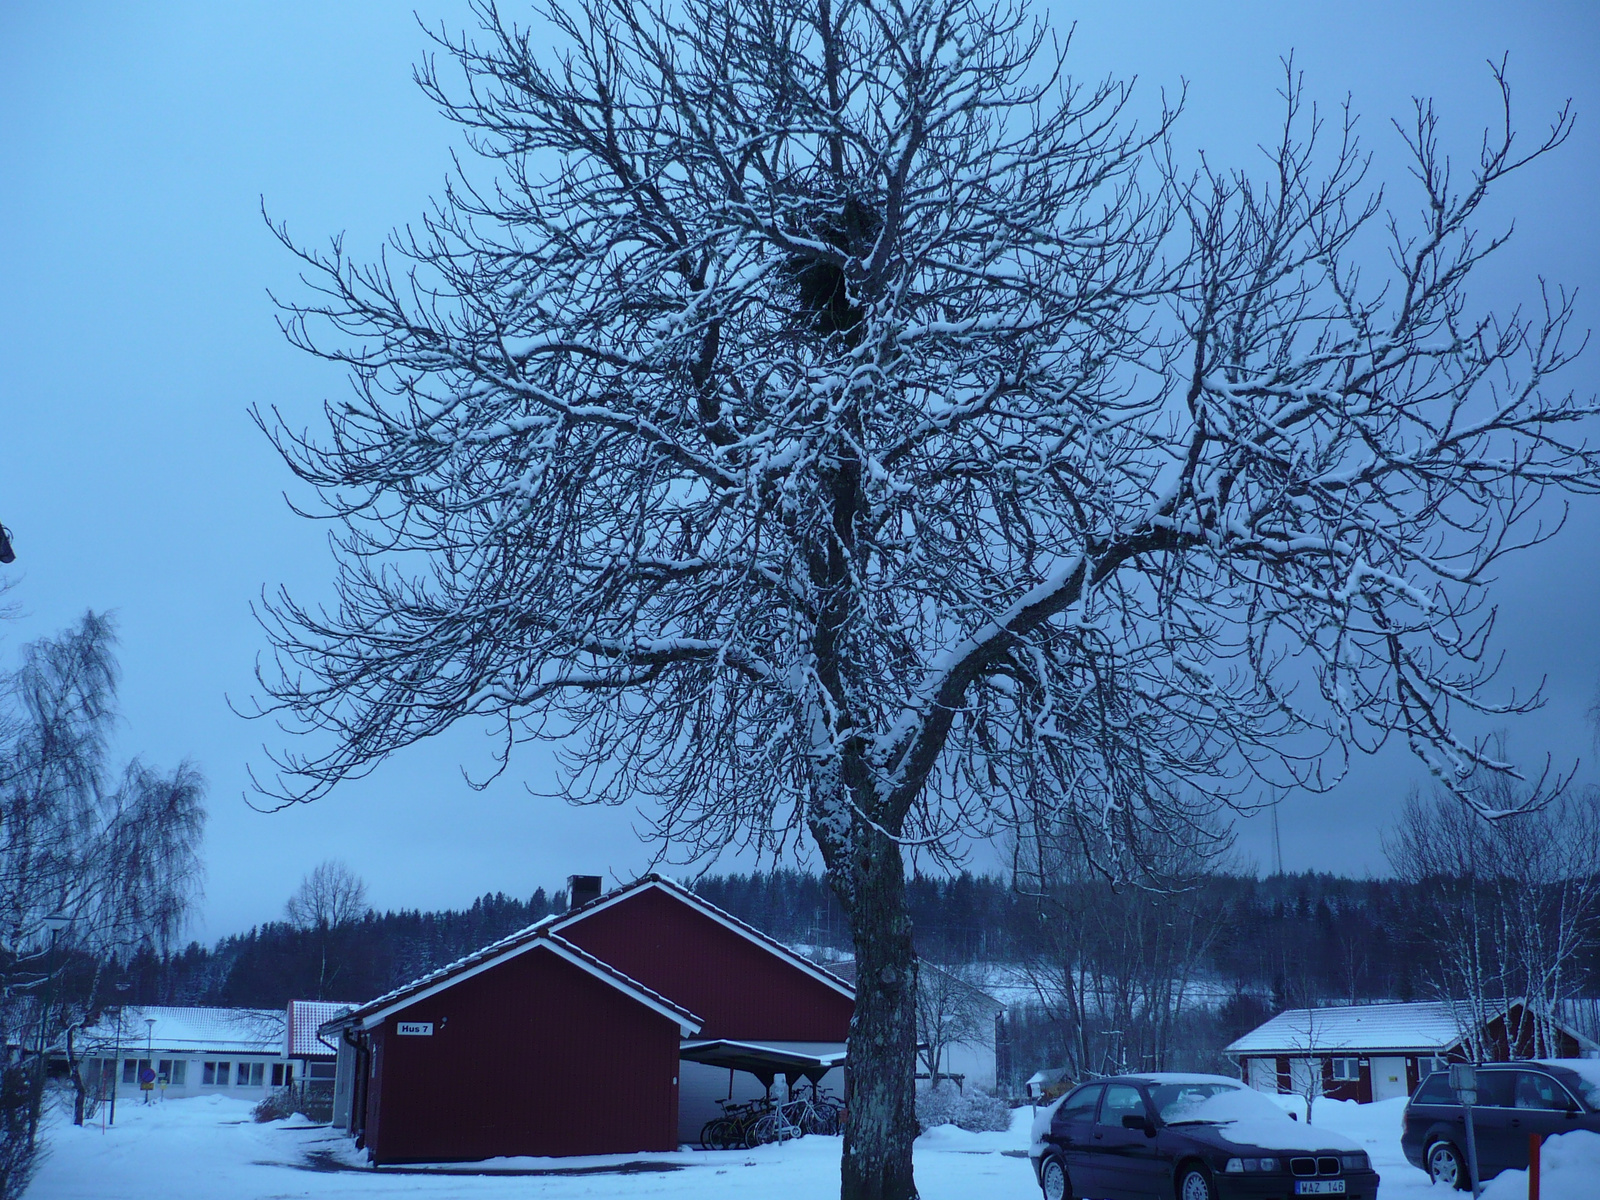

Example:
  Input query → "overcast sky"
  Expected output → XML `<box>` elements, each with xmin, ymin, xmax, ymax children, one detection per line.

<box><xmin>2</xmin><ymin>0</ymin><xmax>1598</xmax><ymax>942</ymax></box>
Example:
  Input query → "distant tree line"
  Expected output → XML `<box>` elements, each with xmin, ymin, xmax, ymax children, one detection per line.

<box><xmin>95</xmin><ymin>865</ymin><xmax>1600</xmax><ymax>1018</ymax></box>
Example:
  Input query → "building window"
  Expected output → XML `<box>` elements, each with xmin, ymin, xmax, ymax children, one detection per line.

<box><xmin>203</xmin><ymin>1061</ymin><xmax>230</xmax><ymax>1086</ymax></box>
<box><xmin>271</xmin><ymin>1063</ymin><xmax>285</xmax><ymax>1087</ymax></box>
<box><xmin>308</xmin><ymin>1063</ymin><xmax>335</xmax><ymax>1081</ymax></box>
<box><xmin>170</xmin><ymin>1060</ymin><xmax>187</xmax><ymax>1086</ymax></box>
<box><xmin>1419</xmin><ymin>1055</ymin><xmax>1448</xmax><ymax>1078</ymax></box>
<box><xmin>122</xmin><ymin>1059</ymin><xmax>138</xmax><ymax>1084</ymax></box>
<box><xmin>1331</xmin><ymin>1057</ymin><xmax>1361</xmax><ymax>1082</ymax></box>
<box><xmin>238</xmin><ymin>1062</ymin><xmax>264</xmax><ymax>1087</ymax></box>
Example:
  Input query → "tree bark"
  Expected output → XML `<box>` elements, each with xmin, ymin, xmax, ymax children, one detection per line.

<box><xmin>67</xmin><ymin>1025</ymin><xmax>86</xmax><ymax>1126</ymax></box>
<box><xmin>831</xmin><ymin>823</ymin><xmax>920</xmax><ymax>1200</ymax></box>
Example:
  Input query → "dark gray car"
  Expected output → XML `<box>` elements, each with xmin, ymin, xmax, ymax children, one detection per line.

<box><xmin>1401</xmin><ymin>1061</ymin><xmax>1600</xmax><ymax>1188</ymax></box>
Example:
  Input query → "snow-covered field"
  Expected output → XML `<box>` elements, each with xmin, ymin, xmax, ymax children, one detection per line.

<box><xmin>23</xmin><ymin>1088</ymin><xmax>1596</xmax><ymax>1199</ymax></box>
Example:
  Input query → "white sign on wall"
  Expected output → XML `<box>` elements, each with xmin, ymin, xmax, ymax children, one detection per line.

<box><xmin>397</xmin><ymin>1022</ymin><xmax>434</xmax><ymax>1036</ymax></box>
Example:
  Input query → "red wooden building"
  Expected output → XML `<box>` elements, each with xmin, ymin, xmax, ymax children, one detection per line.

<box><xmin>323</xmin><ymin>875</ymin><xmax>854</xmax><ymax>1164</ymax></box>
<box><xmin>1226</xmin><ymin>1000</ymin><xmax>1597</xmax><ymax>1105</ymax></box>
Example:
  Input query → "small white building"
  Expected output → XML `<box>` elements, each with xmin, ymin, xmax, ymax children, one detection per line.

<box><xmin>61</xmin><ymin>1002</ymin><xmax>355</xmax><ymax>1101</ymax></box>
<box><xmin>813</xmin><ymin>956</ymin><xmax>1004</xmax><ymax>1091</ymax></box>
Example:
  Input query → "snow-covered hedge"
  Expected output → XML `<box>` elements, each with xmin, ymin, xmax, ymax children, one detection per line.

<box><xmin>915</xmin><ymin>1082</ymin><xmax>1013</xmax><ymax>1133</ymax></box>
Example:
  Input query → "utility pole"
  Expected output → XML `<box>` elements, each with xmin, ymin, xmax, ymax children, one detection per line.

<box><xmin>108</xmin><ymin>1007</ymin><xmax>122</xmax><ymax>1128</ymax></box>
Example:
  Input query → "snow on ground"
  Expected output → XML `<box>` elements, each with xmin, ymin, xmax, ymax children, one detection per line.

<box><xmin>30</xmin><ymin>1086</ymin><xmax>1588</xmax><ymax>1200</ymax></box>
<box><xmin>1481</xmin><ymin>1129</ymin><xmax>1600</xmax><ymax>1200</ymax></box>
<box><xmin>27</xmin><ymin>1095</ymin><xmax>1035</xmax><ymax>1200</ymax></box>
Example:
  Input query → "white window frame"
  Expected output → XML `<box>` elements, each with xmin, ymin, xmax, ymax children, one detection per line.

<box><xmin>1330</xmin><ymin>1056</ymin><xmax>1361</xmax><ymax>1082</ymax></box>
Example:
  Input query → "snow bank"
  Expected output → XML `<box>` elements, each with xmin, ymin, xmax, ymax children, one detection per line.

<box><xmin>1481</xmin><ymin>1129</ymin><xmax>1600</xmax><ymax>1200</ymax></box>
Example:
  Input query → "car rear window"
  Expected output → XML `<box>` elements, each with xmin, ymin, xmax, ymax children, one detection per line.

<box><xmin>1413</xmin><ymin>1072</ymin><xmax>1453</xmax><ymax>1103</ymax></box>
<box><xmin>1413</xmin><ymin>1070</ymin><xmax>1518</xmax><ymax>1106</ymax></box>
<box><xmin>1475</xmin><ymin>1071</ymin><xmax>1516</xmax><ymax>1107</ymax></box>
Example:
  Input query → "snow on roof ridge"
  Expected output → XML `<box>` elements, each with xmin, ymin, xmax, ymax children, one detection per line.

<box><xmin>322</xmin><ymin>873</ymin><xmax>851</xmax><ymax>1038</ymax></box>
<box><xmin>322</xmin><ymin>913</ymin><xmax>564</xmax><ymax>1028</ymax></box>
<box><xmin>554</xmin><ymin>874</ymin><xmax>856</xmax><ymax>997</ymax></box>
<box><xmin>1224</xmin><ymin>998</ymin><xmax>1597</xmax><ymax>1055</ymax></box>
<box><xmin>323</xmin><ymin>922</ymin><xmax>699</xmax><ymax>1033</ymax></box>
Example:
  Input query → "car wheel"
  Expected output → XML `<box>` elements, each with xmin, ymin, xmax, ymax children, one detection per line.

<box><xmin>1040</xmin><ymin>1154</ymin><xmax>1071</xmax><ymax>1200</ymax></box>
<box><xmin>1177</xmin><ymin>1165</ymin><xmax>1215</xmax><ymax>1200</ymax></box>
<box><xmin>1427</xmin><ymin>1140</ymin><xmax>1469</xmax><ymax>1191</ymax></box>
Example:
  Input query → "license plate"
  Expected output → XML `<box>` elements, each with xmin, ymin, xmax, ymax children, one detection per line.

<box><xmin>1294</xmin><ymin>1184</ymin><xmax>1345</xmax><ymax>1196</ymax></box>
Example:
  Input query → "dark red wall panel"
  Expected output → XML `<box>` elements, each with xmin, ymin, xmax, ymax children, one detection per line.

<box><xmin>560</xmin><ymin>887</ymin><xmax>854</xmax><ymax>1041</ymax></box>
<box><xmin>369</xmin><ymin>946</ymin><xmax>681</xmax><ymax>1164</ymax></box>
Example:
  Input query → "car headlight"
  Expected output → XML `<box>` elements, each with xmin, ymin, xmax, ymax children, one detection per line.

<box><xmin>1341</xmin><ymin>1153</ymin><xmax>1369</xmax><ymax>1171</ymax></box>
<box><xmin>1224</xmin><ymin>1158</ymin><xmax>1280</xmax><ymax>1173</ymax></box>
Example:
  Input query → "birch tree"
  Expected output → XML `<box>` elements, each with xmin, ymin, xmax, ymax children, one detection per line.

<box><xmin>0</xmin><ymin>614</ymin><xmax>207</xmax><ymax>1138</ymax></box>
<box><xmin>252</xmin><ymin>0</ymin><xmax>1597</xmax><ymax>1194</ymax></box>
<box><xmin>1386</xmin><ymin>783</ymin><xmax>1600</xmax><ymax>1059</ymax></box>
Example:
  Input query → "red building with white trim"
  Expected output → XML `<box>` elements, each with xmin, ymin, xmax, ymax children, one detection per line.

<box><xmin>323</xmin><ymin>875</ymin><xmax>854</xmax><ymax>1163</ymax></box>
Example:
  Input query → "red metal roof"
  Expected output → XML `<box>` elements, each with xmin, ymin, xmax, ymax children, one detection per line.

<box><xmin>325</xmin><ymin>927</ymin><xmax>701</xmax><ymax>1036</ymax></box>
<box><xmin>320</xmin><ymin>874</ymin><xmax>853</xmax><ymax>1044</ymax></box>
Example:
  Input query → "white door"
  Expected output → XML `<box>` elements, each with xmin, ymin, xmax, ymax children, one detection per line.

<box><xmin>1248</xmin><ymin>1058</ymin><xmax>1277</xmax><ymax>1092</ymax></box>
<box><xmin>1370</xmin><ymin>1056</ymin><xmax>1408</xmax><ymax>1101</ymax></box>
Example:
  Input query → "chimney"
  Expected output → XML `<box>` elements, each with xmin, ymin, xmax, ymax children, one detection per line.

<box><xmin>567</xmin><ymin>875</ymin><xmax>603</xmax><ymax>911</ymax></box>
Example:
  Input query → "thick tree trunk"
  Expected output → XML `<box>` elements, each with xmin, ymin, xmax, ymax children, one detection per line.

<box><xmin>832</xmin><ymin>823</ymin><xmax>919</xmax><ymax>1200</ymax></box>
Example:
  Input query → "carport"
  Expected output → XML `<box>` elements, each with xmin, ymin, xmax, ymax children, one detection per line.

<box><xmin>680</xmin><ymin>1039</ymin><xmax>847</xmax><ymax>1091</ymax></box>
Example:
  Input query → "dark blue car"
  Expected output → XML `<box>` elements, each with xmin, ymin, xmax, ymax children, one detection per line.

<box><xmin>1401</xmin><ymin>1061</ymin><xmax>1600</xmax><ymax>1187</ymax></box>
<box><xmin>1029</xmin><ymin>1073</ymin><xmax>1379</xmax><ymax>1200</ymax></box>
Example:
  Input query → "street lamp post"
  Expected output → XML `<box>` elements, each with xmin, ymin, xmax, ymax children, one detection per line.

<box><xmin>143</xmin><ymin>1018</ymin><xmax>156</xmax><ymax>1104</ymax></box>
<box><xmin>108</xmin><ymin>1007</ymin><xmax>122</xmax><ymax>1128</ymax></box>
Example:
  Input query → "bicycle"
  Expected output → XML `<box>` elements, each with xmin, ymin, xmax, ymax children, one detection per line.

<box><xmin>700</xmin><ymin>1096</ymin><xmax>773</xmax><ymax>1150</ymax></box>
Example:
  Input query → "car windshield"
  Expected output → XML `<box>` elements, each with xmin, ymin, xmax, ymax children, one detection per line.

<box><xmin>1156</xmin><ymin>1083</ymin><xmax>1277</xmax><ymax>1124</ymax></box>
<box><xmin>1149</xmin><ymin>1082</ymin><xmax>1247</xmax><ymax>1121</ymax></box>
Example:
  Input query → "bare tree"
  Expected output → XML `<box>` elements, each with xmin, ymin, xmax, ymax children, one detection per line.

<box><xmin>0</xmin><ymin>613</ymin><xmax>206</xmax><ymax>1160</ymax></box>
<box><xmin>286</xmin><ymin>860</ymin><xmax>369</xmax><ymax>1000</ymax></box>
<box><xmin>914</xmin><ymin>961</ymin><xmax>994</xmax><ymax>1088</ymax></box>
<box><xmin>251</xmin><ymin>0</ymin><xmax>1595</xmax><ymax>1192</ymax></box>
<box><xmin>286</xmin><ymin>860</ymin><xmax>369</xmax><ymax>930</ymax></box>
<box><xmin>1284</xmin><ymin>1009</ymin><xmax>1328</xmax><ymax>1126</ymax></box>
<box><xmin>1018</xmin><ymin>817</ymin><xmax>1230</xmax><ymax>1077</ymax></box>
<box><xmin>1386</xmin><ymin>781</ymin><xmax>1600</xmax><ymax>1060</ymax></box>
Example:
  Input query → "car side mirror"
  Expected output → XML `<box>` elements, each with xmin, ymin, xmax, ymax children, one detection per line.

<box><xmin>1121</xmin><ymin>1114</ymin><xmax>1156</xmax><ymax>1136</ymax></box>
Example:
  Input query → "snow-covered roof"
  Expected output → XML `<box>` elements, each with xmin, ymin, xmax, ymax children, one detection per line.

<box><xmin>75</xmin><ymin>1006</ymin><xmax>285</xmax><ymax>1057</ymax></box>
<box><xmin>321</xmin><ymin>874</ymin><xmax>852</xmax><ymax>1042</ymax></box>
<box><xmin>548</xmin><ymin>876</ymin><xmax>855</xmax><ymax>1000</ymax></box>
<box><xmin>1226</xmin><ymin>1001</ymin><xmax>1598</xmax><ymax>1056</ymax></box>
<box><xmin>325</xmin><ymin>928</ymin><xmax>702</xmax><ymax>1037</ymax></box>
<box><xmin>286</xmin><ymin>1001</ymin><xmax>355</xmax><ymax>1057</ymax></box>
